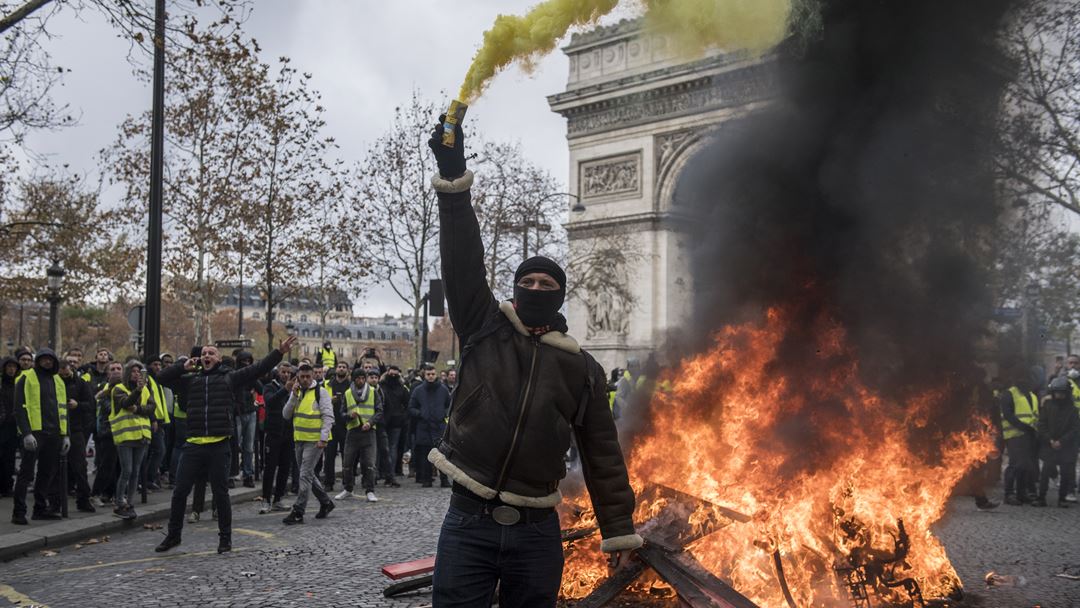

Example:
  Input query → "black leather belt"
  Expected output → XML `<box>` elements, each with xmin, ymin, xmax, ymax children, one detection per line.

<box><xmin>450</xmin><ymin>491</ymin><xmax>555</xmax><ymax>526</ymax></box>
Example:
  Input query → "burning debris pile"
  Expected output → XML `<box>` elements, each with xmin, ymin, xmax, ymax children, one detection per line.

<box><xmin>558</xmin><ymin>0</ymin><xmax>1021</xmax><ymax>606</ymax></box>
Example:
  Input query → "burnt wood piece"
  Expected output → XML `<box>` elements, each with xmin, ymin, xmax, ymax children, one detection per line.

<box><xmin>563</xmin><ymin>527</ymin><xmax>600</xmax><ymax>543</ymax></box>
<box><xmin>637</xmin><ymin>545</ymin><xmax>761</xmax><ymax>608</ymax></box>
<box><xmin>573</xmin><ymin>559</ymin><xmax>649</xmax><ymax>608</ymax></box>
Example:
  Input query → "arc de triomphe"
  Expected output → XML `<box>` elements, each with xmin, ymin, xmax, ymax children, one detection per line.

<box><xmin>548</xmin><ymin>19</ymin><xmax>776</xmax><ymax>372</ymax></box>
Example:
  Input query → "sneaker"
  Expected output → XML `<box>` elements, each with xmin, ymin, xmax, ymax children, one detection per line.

<box><xmin>217</xmin><ymin>538</ymin><xmax>232</xmax><ymax>554</ymax></box>
<box><xmin>11</xmin><ymin>514</ymin><xmax>27</xmax><ymax>525</ymax></box>
<box><xmin>271</xmin><ymin>501</ymin><xmax>288</xmax><ymax>512</ymax></box>
<box><xmin>1004</xmin><ymin>495</ymin><xmax>1022</xmax><ymax>506</ymax></box>
<box><xmin>974</xmin><ymin>497</ymin><xmax>999</xmax><ymax>511</ymax></box>
<box><xmin>112</xmin><ymin>505</ymin><xmax>128</xmax><ymax>518</ymax></box>
<box><xmin>187</xmin><ymin>511</ymin><xmax>201</xmax><ymax>524</ymax></box>
<box><xmin>123</xmin><ymin>506</ymin><xmax>137</xmax><ymax>520</ymax></box>
<box><xmin>90</xmin><ymin>496</ymin><xmax>105</xmax><ymax>508</ymax></box>
<box><xmin>258</xmin><ymin>502</ymin><xmax>273</xmax><ymax>515</ymax></box>
<box><xmin>366</xmin><ymin>492</ymin><xmax>378</xmax><ymax>503</ymax></box>
<box><xmin>147</xmin><ymin>482</ymin><xmax>161</xmax><ymax>491</ymax></box>
<box><xmin>282</xmin><ymin>510</ymin><xmax>304</xmax><ymax>525</ymax></box>
<box><xmin>155</xmin><ymin>535</ymin><xmax>181</xmax><ymax>552</ymax></box>
<box><xmin>1064</xmin><ymin>493</ymin><xmax>1078</xmax><ymax>503</ymax></box>
<box><xmin>334</xmin><ymin>489</ymin><xmax>353</xmax><ymax>500</ymax></box>
<box><xmin>315</xmin><ymin>501</ymin><xmax>335</xmax><ymax>519</ymax></box>
<box><xmin>76</xmin><ymin>501</ymin><xmax>97</xmax><ymax>513</ymax></box>
<box><xmin>242</xmin><ymin>477</ymin><xmax>255</xmax><ymax>488</ymax></box>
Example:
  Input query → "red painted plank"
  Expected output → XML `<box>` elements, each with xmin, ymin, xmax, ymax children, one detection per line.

<box><xmin>381</xmin><ymin>556</ymin><xmax>436</xmax><ymax>580</ymax></box>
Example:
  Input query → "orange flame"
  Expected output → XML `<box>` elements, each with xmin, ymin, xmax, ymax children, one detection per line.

<box><xmin>561</xmin><ymin>305</ymin><xmax>993</xmax><ymax>606</ymax></box>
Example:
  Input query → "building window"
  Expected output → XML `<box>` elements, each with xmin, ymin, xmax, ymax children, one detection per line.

<box><xmin>285</xmin><ymin>315</ymin><xmax>293</xmax><ymax>323</ymax></box>
<box><xmin>252</xmin><ymin>312</ymin><xmax>260</xmax><ymax>320</ymax></box>
<box><xmin>368</xmin><ymin>331</ymin><xmax>375</xmax><ymax>340</ymax></box>
<box><xmin>303</xmin><ymin>345</ymin><xmax>309</xmax><ymax>355</ymax></box>
<box><xmin>301</xmin><ymin>329</ymin><xmax>309</xmax><ymax>337</ymax></box>
<box><xmin>301</xmin><ymin>315</ymin><xmax>308</xmax><ymax>323</ymax></box>
<box><xmin>380</xmin><ymin>331</ymin><xmax>386</xmax><ymax>340</ymax></box>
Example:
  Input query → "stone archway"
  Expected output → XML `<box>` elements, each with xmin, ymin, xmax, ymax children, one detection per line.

<box><xmin>548</xmin><ymin>19</ymin><xmax>776</xmax><ymax>371</ymax></box>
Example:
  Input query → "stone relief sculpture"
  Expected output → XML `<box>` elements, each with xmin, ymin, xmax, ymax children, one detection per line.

<box><xmin>585</xmin><ymin>263</ymin><xmax>632</xmax><ymax>340</ymax></box>
<box><xmin>581</xmin><ymin>156</ymin><xmax>640</xmax><ymax>198</ymax></box>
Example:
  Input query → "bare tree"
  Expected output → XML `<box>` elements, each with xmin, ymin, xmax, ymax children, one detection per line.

<box><xmin>353</xmin><ymin>92</ymin><xmax>441</xmax><ymax>364</ymax></box>
<box><xmin>998</xmin><ymin>1</ymin><xmax>1080</xmax><ymax>216</ymax></box>
<box><xmin>243</xmin><ymin>58</ymin><xmax>351</xmax><ymax>351</ymax></box>
<box><xmin>0</xmin><ymin>169</ymin><xmax>140</xmax><ymax>304</ymax></box>
<box><xmin>105</xmin><ymin>25</ymin><xmax>262</xmax><ymax>343</ymax></box>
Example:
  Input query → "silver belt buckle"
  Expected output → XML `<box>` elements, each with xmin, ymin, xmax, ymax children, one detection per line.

<box><xmin>491</xmin><ymin>505</ymin><xmax>521</xmax><ymax>526</ymax></box>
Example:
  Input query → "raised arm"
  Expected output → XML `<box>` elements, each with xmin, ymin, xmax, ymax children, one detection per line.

<box><xmin>429</xmin><ymin>119</ymin><xmax>498</xmax><ymax>344</ymax></box>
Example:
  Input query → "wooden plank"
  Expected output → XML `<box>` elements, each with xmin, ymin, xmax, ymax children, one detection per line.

<box><xmin>637</xmin><ymin>546</ymin><xmax>761</xmax><ymax>608</ymax></box>
<box><xmin>381</xmin><ymin>556</ymin><xmax>436</xmax><ymax>580</ymax></box>
<box><xmin>574</xmin><ymin>559</ymin><xmax>649</xmax><ymax>608</ymax></box>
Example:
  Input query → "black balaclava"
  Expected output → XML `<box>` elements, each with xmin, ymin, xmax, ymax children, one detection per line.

<box><xmin>513</xmin><ymin>256</ymin><xmax>566</xmax><ymax>330</ymax></box>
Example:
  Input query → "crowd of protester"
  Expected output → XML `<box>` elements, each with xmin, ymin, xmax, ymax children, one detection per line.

<box><xmin>0</xmin><ymin>340</ymin><xmax>462</xmax><ymax>537</ymax></box>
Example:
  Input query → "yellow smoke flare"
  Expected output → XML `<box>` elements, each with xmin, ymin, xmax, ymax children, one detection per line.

<box><xmin>458</xmin><ymin>0</ymin><xmax>620</xmax><ymax>102</ymax></box>
<box><xmin>459</xmin><ymin>0</ymin><xmax>806</xmax><ymax>103</ymax></box>
<box><xmin>642</xmin><ymin>0</ymin><xmax>792</xmax><ymax>55</ymax></box>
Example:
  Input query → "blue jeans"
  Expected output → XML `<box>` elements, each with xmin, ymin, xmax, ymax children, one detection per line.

<box><xmin>116</xmin><ymin>443</ymin><xmax>148</xmax><ymax>508</ymax></box>
<box><xmin>432</xmin><ymin>505</ymin><xmax>564</xmax><ymax>607</ymax></box>
<box><xmin>235</xmin><ymin>412</ymin><xmax>256</xmax><ymax>478</ymax></box>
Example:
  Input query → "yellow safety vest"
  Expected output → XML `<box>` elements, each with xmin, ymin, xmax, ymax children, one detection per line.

<box><xmin>1002</xmin><ymin>387</ymin><xmax>1038</xmax><ymax>440</ymax></box>
<box><xmin>148</xmin><ymin>376</ymin><xmax>170</xmax><ymax>425</ymax></box>
<box><xmin>109</xmin><ymin>384</ymin><xmax>153</xmax><ymax>444</ymax></box>
<box><xmin>320</xmin><ymin>348</ymin><xmax>336</xmax><ymax>369</ymax></box>
<box><xmin>1070</xmin><ymin>378</ymin><xmax>1080</xmax><ymax>413</ymax></box>
<box><xmin>345</xmin><ymin>385</ymin><xmax>376</xmax><ymax>430</ymax></box>
<box><xmin>21</xmin><ymin>371</ymin><xmax>67</xmax><ymax>436</ymax></box>
<box><xmin>607</xmin><ymin>389</ymin><xmax>616</xmax><ymax>411</ymax></box>
<box><xmin>293</xmin><ymin>386</ymin><xmax>330</xmax><ymax>442</ymax></box>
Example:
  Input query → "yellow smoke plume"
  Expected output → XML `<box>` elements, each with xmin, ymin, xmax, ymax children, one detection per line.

<box><xmin>459</xmin><ymin>0</ymin><xmax>802</xmax><ymax>103</ymax></box>
<box><xmin>642</xmin><ymin>0</ymin><xmax>792</xmax><ymax>55</ymax></box>
<box><xmin>458</xmin><ymin>0</ymin><xmax>619</xmax><ymax>103</ymax></box>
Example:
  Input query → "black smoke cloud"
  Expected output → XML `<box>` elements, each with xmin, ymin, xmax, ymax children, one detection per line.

<box><xmin>674</xmin><ymin>0</ymin><xmax>1016</xmax><ymax>439</ymax></box>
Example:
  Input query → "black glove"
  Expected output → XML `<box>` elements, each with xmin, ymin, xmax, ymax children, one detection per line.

<box><xmin>427</xmin><ymin>114</ymin><xmax>467</xmax><ymax>180</ymax></box>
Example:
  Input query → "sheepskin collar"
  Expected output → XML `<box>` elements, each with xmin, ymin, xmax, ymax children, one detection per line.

<box><xmin>498</xmin><ymin>301</ymin><xmax>580</xmax><ymax>355</ymax></box>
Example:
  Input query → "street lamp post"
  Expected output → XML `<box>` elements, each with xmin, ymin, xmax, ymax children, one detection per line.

<box><xmin>46</xmin><ymin>260</ymin><xmax>65</xmax><ymax>350</ymax></box>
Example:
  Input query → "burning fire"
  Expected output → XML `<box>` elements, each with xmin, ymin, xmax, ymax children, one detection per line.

<box><xmin>561</xmin><ymin>304</ymin><xmax>994</xmax><ymax>606</ymax></box>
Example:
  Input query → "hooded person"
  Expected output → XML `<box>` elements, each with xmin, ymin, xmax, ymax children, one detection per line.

<box><xmin>378</xmin><ymin>365</ymin><xmax>409</xmax><ymax>484</ymax></box>
<box><xmin>0</xmin><ymin>356</ymin><xmax>19</xmax><ymax>496</ymax></box>
<box><xmin>10</xmin><ymin>348</ymin><xmax>70</xmax><ymax>524</ymax></box>
<box><xmin>426</xmin><ymin>117</ymin><xmax>640</xmax><ymax>605</ymax></box>
<box><xmin>1035</xmin><ymin>377</ymin><xmax>1080</xmax><ymax>507</ymax></box>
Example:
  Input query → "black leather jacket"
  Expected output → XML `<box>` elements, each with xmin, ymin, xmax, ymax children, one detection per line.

<box><xmin>431</xmin><ymin>171</ymin><xmax>640</xmax><ymax>552</ymax></box>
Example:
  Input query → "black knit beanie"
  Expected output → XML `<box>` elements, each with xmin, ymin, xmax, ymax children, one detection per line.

<box><xmin>514</xmin><ymin>256</ymin><xmax>566</xmax><ymax>290</ymax></box>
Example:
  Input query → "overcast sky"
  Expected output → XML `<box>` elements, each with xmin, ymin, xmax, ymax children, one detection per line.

<box><xmin>20</xmin><ymin>1</ymin><xmax>633</xmax><ymax>317</ymax></box>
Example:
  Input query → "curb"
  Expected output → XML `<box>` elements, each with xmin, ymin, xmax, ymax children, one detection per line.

<box><xmin>0</xmin><ymin>487</ymin><xmax>262</xmax><ymax>562</ymax></box>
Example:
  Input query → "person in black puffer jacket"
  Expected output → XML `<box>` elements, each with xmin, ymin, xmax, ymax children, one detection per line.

<box><xmin>427</xmin><ymin>119</ymin><xmax>640</xmax><ymax>606</ymax></box>
<box><xmin>154</xmin><ymin>337</ymin><xmax>295</xmax><ymax>554</ymax></box>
